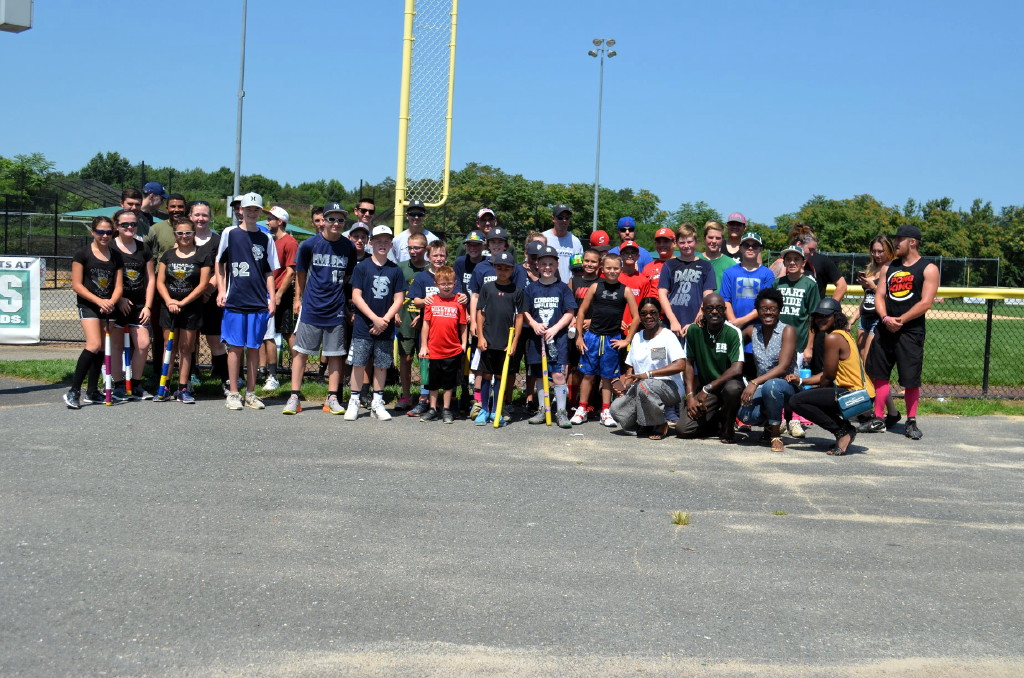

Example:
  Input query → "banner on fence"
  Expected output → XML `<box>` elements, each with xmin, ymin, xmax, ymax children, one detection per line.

<box><xmin>0</xmin><ymin>256</ymin><xmax>41</xmax><ymax>344</ymax></box>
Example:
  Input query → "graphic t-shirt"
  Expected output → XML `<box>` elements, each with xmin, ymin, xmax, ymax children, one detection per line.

<box><xmin>424</xmin><ymin>296</ymin><xmax>467</xmax><ymax>359</ymax></box>
<box><xmin>161</xmin><ymin>249</ymin><xmax>213</xmax><ymax>301</ymax></box>
<box><xmin>684</xmin><ymin>321</ymin><xmax>744</xmax><ymax>383</ymax></box>
<box><xmin>541</xmin><ymin>229</ymin><xmax>583</xmax><ymax>283</ymax></box>
<box><xmin>658</xmin><ymin>258</ymin><xmax>716</xmax><ymax>327</ymax></box>
<box><xmin>115</xmin><ymin>240</ymin><xmax>152</xmax><ymax>306</ymax></box>
<box><xmin>617</xmin><ymin>270</ymin><xmax>647</xmax><ymax>328</ymax></box>
<box><xmin>524</xmin><ymin>279</ymin><xmax>577</xmax><ymax>331</ymax></box>
<box><xmin>73</xmin><ymin>244</ymin><xmax>123</xmax><ymax>308</ymax></box>
<box><xmin>883</xmin><ymin>257</ymin><xmax>930</xmax><ymax>333</ymax></box>
<box><xmin>774</xmin><ymin>274</ymin><xmax>821</xmax><ymax>351</ymax></box>
<box><xmin>453</xmin><ymin>255</ymin><xmax>482</xmax><ymax>296</ymax></box>
<box><xmin>296</xmin><ymin>234</ymin><xmax>354</xmax><ymax>327</ymax></box>
<box><xmin>469</xmin><ymin>259</ymin><xmax>528</xmax><ymax>293</ymax></box>
<box><xmin>216</xmin><ymin>226</ymin><xmax>280</xmax><ymax>313</ymax></box>
<box><xmin>627</xmin><ymin>327</ymin><xmax>686</xmax><ymax>393</ymax></box>
<box><xmin>720</xmin><ymin>263</ymin><xmax>777</xmax><ymax>352</ymax></box>
<box><xmin>350</xmin><ymin>256</ymin><xmax>406</xmax><ymax>340</ymax></box>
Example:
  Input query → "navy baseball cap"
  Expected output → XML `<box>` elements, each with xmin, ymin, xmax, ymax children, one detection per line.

<box><xmin>407</xmin><ymin>200</ymin><xmax>426</xmax><ymax>214</ymax></box>
<box><xmin>492</xmin><ymin>252</ymin><xmax>515</xmax><ymax>267</ymax></box>
<box><xmin>525</xmin><ymin>241</ymin><xmax>546</xmax><ymax>256</ymax></box>
<box><xmin>895</xmin><ymin>224</ymin><xmax>923</xmax><ymax>241</ymax></box>
<box><xmin>488</xmin><ymin>226</ymin><xmax>509</xmax><ymax>241</ymax></box>
<box><xmin>323</xmin><ymin>201</ymin><xmax>347</xmax><ymax>216</ymax></box>
<box><xmin>143</xmin><ymin>181</ymin><xmax>167</xmax><ymax>198</ymax></box>
<box><xmin>552</xmin><ymin>204</ymin><xmax>573</xmax><ymax>217</ymax></box>
<box><xmin>539</xmin><ymin>245</ymin><xmax>559</xmax><ymax>260</ymax></box>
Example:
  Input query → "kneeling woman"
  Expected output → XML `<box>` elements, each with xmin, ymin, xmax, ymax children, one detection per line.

<box><xmin>609</xmin><ymin>297</ymin><xmax>686</xmax><ymax>440</ymax></box>
<box><xmin>786</xmin><ymin>299</ymin><xmax>875</xmax><ymax>456</ymax></box>
<box><xmin>156</xmin><ymin>218</ymin><xmax>212</xmax><ymax>403</ymax></box>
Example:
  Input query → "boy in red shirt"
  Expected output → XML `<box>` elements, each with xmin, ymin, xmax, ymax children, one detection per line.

<box><xmin>418</xmin><ymin>265</ymin><xmax>468</xmax><ymax>423</ymax></box>
<box><xmin>617</xmin><ymin>241</ymin><xmax>648</xmax><ymax>332</ymax></box>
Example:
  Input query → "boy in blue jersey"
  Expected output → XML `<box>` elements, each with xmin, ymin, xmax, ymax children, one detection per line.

<box><xmin>282</xmin><ymin>202</ymin><xmax>355</xmax><ymax>415</ymax></box>
<box><xmin>344</xmin><ymin>225</ymin><xmax>406</xmax><ymax>421</ymax></box>
<box><xmin>216</xmin><ymin>192</ymin><xmax>280</xmax><ymax>410</ymax></box>
<box><xmin>721</xmin><ymin>231</ymin><xmax>777</xmax><ymax>377</ymax></box>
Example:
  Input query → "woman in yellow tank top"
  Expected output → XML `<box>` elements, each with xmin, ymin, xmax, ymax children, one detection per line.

<box><xmin>785</xmin><ymin>299</ymin><xmax>875</xmax><ymax>456</ymax></box>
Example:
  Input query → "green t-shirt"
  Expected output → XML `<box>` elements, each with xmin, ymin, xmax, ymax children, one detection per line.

<box><xmin>397</xmin><ymin>259</ymin><xmax>429</xmax><ymax>337</ymax></box>
<box><xmin>774</xmin><ymin>274</ymin><xmax>821</xmax><ymax>351</ymax></box>
<box><xmin>698</xmin><ymin>253</ymin><xmax>735</xmax><ymax>292</ymax></box>
<box><xmin>684</xmin><ymin>321</ymin><xmax>743</xmax><ymax>383</ymax></box>
<box><xmin>144</xmin><ymin>220</ymin><xmax>176</xmax><ymax>266</ymax></box>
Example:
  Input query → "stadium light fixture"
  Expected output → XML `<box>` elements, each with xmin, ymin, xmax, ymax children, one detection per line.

<box><xmin>588</xmin><ymin>38</ymin><xmax>617</xmax><ymax>232</ymax></box>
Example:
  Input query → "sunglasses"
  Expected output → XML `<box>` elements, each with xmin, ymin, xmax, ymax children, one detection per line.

<box><xmin>409</xmin><ymin>212</ymin><xmax>425</xmax><ymax>218</ymax></box>
<box><xmin>175</xmin><ymin>231</ymin><xmax>195</xmax><ymax>236</ymax></box>
<box><xmin>556</xmin><ymin>215</ymin><xmax>571</xmax><ymax>220</ymax></box>
<box><xmin>742</xmin><ymin>243</ymin><xmax>762</xmax><ymax>249</ymax></box>
<box><xmin>325</xmin><ymin>216</ymin><xmax>345</xmax><ymax>224</ymax></box>
<box><xmin>118</xmin><ymin>222</ymin><xmax>137</xmax><ymax>228</ymax></box>
<box><xmin>618</xmin><ymin>227</ymin><xmax>635</xmax><ymax>232</ymax></box>
<box><xmin>94</xmin><ymin>230</ymin><xmax>114</xmax><ymax>236</ymax></box>
<box><xmin>358</xmin><ymin>208</ymin><xmax>375</xmax><ymax>215</ymax></box>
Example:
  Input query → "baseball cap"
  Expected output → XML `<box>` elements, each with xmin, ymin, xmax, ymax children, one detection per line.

<box><xmin>371</xmin><ymin>225</ymin><xmax>393</xmax><ymax>238</ymax></box>
<box><xmin>538</xmin><ymin>245</ymin><xmax>559</xmax><ymax>260</ymax></box>
<box><xmin>323</xmin><ymin>201</ymin><xmax>348</xmax><ymax>216</ymax></box>
<box><xmin>619</xmin><ymin>240</ymin><xmax>640</xmax><ymax>252</ymax></box>
<box><xmin>143</xmin><ymin>181</ymin><xmax>168</xmax><ymax>198</ymax></box>
<box><xmin>230</xmin><ymin>195</ymin><xmax>242</xmax><ymax>207</ymax></box>
<box><xmin>727</xmin><ymin>212</ymin><xmax>747</xmax><ymax>225</ymax></box>
<box><xmin>265</xmin><ymin>206</ymin><xmax>289</xmax><ymax>224</ymax></box>
<box><xmin>570</xmin><ymin>253</ymin><xmax>585</xmax><ymax>269</ymax></box>
<box><xmin>346</xmin><ymin>224</ymin><xmax>369</xmax><ymax>236</ymax></box>
<box><xmin>812</xmin><ymin>298</ymin><xmax>843</xmax><ymax>317</ymax></box>
<box><xmin>552</xmin><ymin>204</ymin><xmax>573</xmax><ymax>217</ymax></box>
<box><xmin>463</xmin><ymin>230</ymin><xmax>485</xmax><ymax>243</ymax></box>
<box><xmin>492</xmin><ymin>252</ymin><xmax>515</xmax><ymax>267</ymax></box>
<box><xmin>407</xmin><ymin>200</ymin><xmax>426</xmax><ymax>214</ymax></box>
<box><xmin>781</xmin><ymin>244</ymin><xmax>805</xmax><ymax>260</ymax></box>
<box><xmin>617</xmin><ymin>216</ymin><xmax>636</xmax><ymax>230</ymax></box>
<box><xmin>477</xmin><ymin>207</ymin><xmax>495</xmax><ymax>219</ymax></box>
<box><xmin>894</xmin><ymin>224</ymin><xmax>923</xmax><ymax>241</ymax></box>
<box><xmin>654</xmin><ymin>227</ymin><xmax>675</xmax><ymax>240</ymax></box>
<box><xmin>525</xmin><ymin>241</ymin><xmax>546</xmax><ymax>256</ymax></box>
<box><xmin>590</xmin><ymin>230</ymin><xmax>611</xmax><ymax>251</ymax></box>
<box><xmin>487</xmin><ymin>226</ymin><xmax>509</xmax><ymax>241</ymax></box>
<box><xmin>239</xmin><ymin>192</ymin><xmax>263</xmax><ymax>209</ymax></box>
<box><xmin>740</xmin><ymin>231</ymin><xmax>763</xmax><ymax>246</ymax></box>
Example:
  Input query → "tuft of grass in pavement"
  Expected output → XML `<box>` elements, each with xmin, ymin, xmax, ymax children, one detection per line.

<box><xmin>670</xmin><ymin>511</ymin><xmax>690</xmax><ymax>526</ymax></box>
<box><xmin>772</xmin><ymin>510</ymin><xmax>788</xmax><ymax>516</ymax></box>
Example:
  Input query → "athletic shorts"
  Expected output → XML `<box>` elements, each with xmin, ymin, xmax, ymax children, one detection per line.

<box><xmin>222</xmin><ymin>310</ymin><xmax>270</xmax><ymax>350</ymax></box>
<box><xmin>262</xmin><ymin>314</ymin><xmax>277</xmax><ymax>342</ymax></box>
<box><xmin>160</xmin><ymin>302</ymin><xmax>203</xmax><ymax>331</ymax></box>
<box><xmin>77</xmin><ymin>304</ymin><xmax>114</xmax><ymax>322</ymax></box>
<box><xmin>397</xmin><ymin>331</ymin><xmax>421</xmax><ymax>358</ymax></box>
<box><xmin>293</xmin><ymin>321</ymin><xmax>347</xmax><ymax>357</ymax></box>
<box><xmin>865</xmin><ymin>327</ymin><xmax>925</xmax><ymax>388</ymax></box>
<box><xmin>859</xmin><ymin>315</ymin><xmax>880</xmax><ymax>336</ymax></box>
<box><xmin>578</xmin><ymin>330</ymin><xmax>622</xmax><ymax>380</ymax></box>
<box><xmin>348</xmin><ymin>335</ymin><xmax>395</xmax><ymax>369</ymax></box>
<box><xmin>200</xmin><ymin>296</ymin><xmax>224</xmax><ymax>336</ymax></box>
<box><xmin>480</xmin><ymin>348</ymin><xmax>508</xmax><ymax>376</ymax></box>
<box><xmin>425</xmin><ymin>354</ymin><xmax>461</xmax><ymax>391</ymax></box>
<box><xmin>526</xmin><ymin>333</ymin><xmax>568</xmax><ymax>368</ymax></box>
<box><xmin>527</xmin><ymin>361</ymin><xmax>565</xmax><ymax>378</ymax></box>
<box><xmin>114</xmin><ymin>305</ymin><xmax>148</xmax><ymax>328</ymax></box>
<box><xmin>274</xmin><ymin>291</ymin><xmax>295</xmax><ymax>335</ymax></box>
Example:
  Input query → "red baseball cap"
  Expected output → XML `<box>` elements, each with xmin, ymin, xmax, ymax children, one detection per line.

<box><xmin>590</xmin><ymin>230</ymin><xmax>612</xmax><ymax>251</ymax></box>
<box><xmin>654</xmin><ymin>227</ymin><xmax>675</xmax><ymax>240</ymax></box>
<box><xmin>619</xmin><ymin>240</ymin><xmax>640</xmax><ymax>251</ymax></box>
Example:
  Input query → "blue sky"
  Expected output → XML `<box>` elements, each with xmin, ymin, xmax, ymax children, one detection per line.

<box><xmin>2</xmin><ymin>0</ymin><xmax>1020</xmax><ymax>223</ymax></box>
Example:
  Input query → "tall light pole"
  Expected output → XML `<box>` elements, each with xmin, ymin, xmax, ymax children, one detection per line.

<box><xmin>588</xmin><ymin>38</ymin><xmax>616</xmax><ymax>233</ymax></box>
<box><xmin>232</xmin><ymin>0</ymin><xmax>248</xmax><ymax>224</ymax></box>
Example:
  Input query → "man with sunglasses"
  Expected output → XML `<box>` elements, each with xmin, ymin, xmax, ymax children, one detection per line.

<box><xmin>608</xmin><ymin>217</ymin><xmax>653</xmax><ymax>271</ymax></box>
<box><xmin>389</xmin><ymin>199</ymin><xmax>439</xmax><ymax>263</ymax></box>
<box><xmin>542</xmin><ymin>204</ymin><xmax>584</xmax><ymax>284</ymax></box>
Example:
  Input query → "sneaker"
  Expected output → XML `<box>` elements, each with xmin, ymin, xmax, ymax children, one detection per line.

<box><xmin>137</xmin><ymin>389</ymin><xmax>153</xmax><ymax>401</ymax></box>
<box><xmin>322</xmin><ymin>395</ymin><xmax>345</xmax><ymax>415</ymax></box>
<box><xmin>63</xmin><ymin>389</ymin><xmax>81</xmax><ymax>410</ymax></box>
<box><xmin>442</xmin><ymin>408</ymin><xmax>455</xmax><ymax>424</ymax></box>
<box><xmin>555</xmin><ymin>409</ymin><xmax>572</xmax><ymax>429</ymax></box>
<box><xmin>179</xmin><ymin>389</ymin><xmax>196</xmax><ymax>405</ymax></box>
<box><xmin>528</xmin><ymin>406</ymin><xmax>547</xmax><ymax>425</ymax></box>
<box><xmin>885</xmin><ymin>412</ymin><xmax>903</xmax><ymax>429</ymax></box>
<box><xmin>245</xmin><ymin>392</ymin><xmax>266</xmax><ymax>410</ymax></box>
<box><xmin>225</xmin><ymin>392</ymin><xmax>243</xmax><ymax>410</ymax></box>
<box><xmin>81</xmin><ymin>390</ymin><xmax>104</xmax><ymax>405</ymax></box>
<box><xmin>904</xmin><ymin>418</ymin><xmax>923</xmax><ymax>440</ymax></box>
<box><xmin>111</xmin><ymin>387</ymin><xmax>129</xmax><ymax>402</ymax></box>
<box><xmin>190</xmin><ymin>374</ymin><xmax>202</xmax><ymax>388</ymax></box>
<box><xmin>344</xmin><ymin>398</ymin><xmax>360</xmax><ymax>421</ymax></box>
<box><xmin>407</xmin><ymin>400</ymin><xmax>428</xmax><ymax>417</ymax></box>
<box><xmin>858</xmin><ymin>417</ymin><xmax>886</xmax><ymax>433</ymax></box>
<box><xmin>283</xmin><ymin>394</ymin><xmax>302</xmax><ymax>415</ymax></box>
<box><xmin>474</xmin><ymin>409</ymin><xmax>490</xmax><ymax>426</ymax></box>
<box><xmin>371</xmin><ymin>400</ymin><xmax>392</xmax><ymax>421</ymax></box>
<box><xmin>570</xmin><ymin>405</ymin><xmax>589</xmax><ymax>425</ymax></box>
<box><xmin>395</xmin><ymin>396</ymin><xmax>414</xmax><ymax>411</ymax></box>
<box><xmin>469</xmin><ymin>401</ymin><xmax>482</xmax><ymax>420</ymax></box>
<box><xmin>152</xmin><ymin>392</ymin><xmax>172</xmax><ymax>403</ymax></box>
<box><xmin>359</xmin><ymin>392</ymin><xmax>372</xmax><ymax>410</ymax></box>
<box><xmin>600</xmin><ymin>409</ymin><xmax>617</xmax><ymax>427</ymax></box>
<box><xmin>263</xmin><ymin>374</ymin><xmax>280</xmax><ymax>391</ymax></box>
<box><xmin>420</xmin><ymin>408</ymin><xmax>439</xmax><ymax>422</ymax></box>
<box><xmin>788</xmin><ymin>420</ymin><xmax>806</xmax><ymax>438</ymax></box>
<box><xmin>222</xmin><ymin>381</ymin><xmax>232</xmax><ymax>397</ymax></box>
<box><xmin>735</xmin><ymin>417</ymin><xmax>751</xmax><ymax>433</ymax></box>
<box><xmin>490</xmin><ymin>411</ymin><xmax>509</xmax><ymax>427</ymax></box>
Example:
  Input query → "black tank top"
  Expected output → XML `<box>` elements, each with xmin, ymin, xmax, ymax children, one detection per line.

<box><xmin>588</xmin><ymin>280</ymin><xmax>626</xmax><ymax>336</ymax></box>
<box><xmin>884</xmin><ymin>257</ymin><xmax>929</xmax><ymax>332</ymax></box>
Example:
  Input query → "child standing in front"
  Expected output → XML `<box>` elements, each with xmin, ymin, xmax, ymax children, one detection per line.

<box><xmin>474</xmin><ymin>252</ymin><xmax>523</xmax><ymax>427</ymax></box>
<box><xmin>418</xmin><ymin>265</ymin><xmax>468</xmax><ymax>423</ymax></box>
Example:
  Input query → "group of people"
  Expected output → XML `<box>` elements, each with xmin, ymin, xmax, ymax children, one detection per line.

<box><xmin>65</xmin><ymin>193</ymin><xmax>937</xmax><ymax>455</ymax></box>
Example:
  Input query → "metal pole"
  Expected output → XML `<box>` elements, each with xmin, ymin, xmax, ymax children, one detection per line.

<box><xmin>4</xmin><ymin>196</ymin><xmax>8</xmax><ymax>255</ymax></box>
<box><xmin>393</xmin><ymin>0</ymin><xmax>416</xmax><ymax>234</ymax></box>
<box><xmin>981</xmin><ymin>299</ymin><xmax>994</xmax><ymax>396</ymax></box>
<box><xmin>233</xmin><ymin>0</ymin><xmax>248</xmax><ymax>221</ymax></box>
<box><xmin>592</xmin><ymin>52</ymin><xmax>604</xmax><ymax>233</ymax></box>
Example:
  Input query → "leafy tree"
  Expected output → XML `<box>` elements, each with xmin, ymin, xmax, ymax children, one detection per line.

<box><xmin>666</xmin><ymin>201</ymin><xmax>722</xmax><ymax>229</ymax></box>
<box><xmin>80</xmin><ymin>152</ymin><xmax>133</xmax><ymax>187</ymax></box>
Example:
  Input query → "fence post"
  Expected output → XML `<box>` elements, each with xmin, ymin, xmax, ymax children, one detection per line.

<box><xmin>3</xmin><ymin>196</ymin><xmax>8</xmax><ymax>255</ymax></box>
<box><xmin>53</xmin><ymin>197</ymin><xmax>59</xmax><ymax>256</ymax></box>
<box><xmin>981</xmin><ymin>299</ymin><xmax>995</xmax><ymax>397</ymax></box>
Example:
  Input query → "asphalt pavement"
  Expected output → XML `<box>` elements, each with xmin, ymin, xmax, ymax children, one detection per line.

<box><xmin>1</xmin><ymin>378</ymin><xmax>1022</xmax><ymax>677</ymax></box>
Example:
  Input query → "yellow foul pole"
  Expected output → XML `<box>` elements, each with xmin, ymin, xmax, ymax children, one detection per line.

<box><xmin>394</xmin><ymin>0</ymin><xmax>416</xmax><ymax>235</ymax></box>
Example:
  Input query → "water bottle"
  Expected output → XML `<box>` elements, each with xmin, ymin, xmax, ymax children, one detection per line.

<box><xmin>546</xmin><ymin>339</ymin><xmax>558</xmax><ymax>363</ymax></box>
<box><xmin>799</xmin><ymin>368</ymin><xmax>812</xmax><ymax>390</ymax></box>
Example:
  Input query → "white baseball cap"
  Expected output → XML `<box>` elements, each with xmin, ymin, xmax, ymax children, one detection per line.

<box><xmin>371</xmin><ymin>225</ymin><xmax>393</xmax><ymax>238</ymax></box>
<box><xmin>239</xmin><ymin>192</ymin><xmax>263</xmax><ymax>209</ymax></box>
<box><xmin>265</xmin><ymin>206</ymin><xmax>289</xmax><ymax>224</ymax></box>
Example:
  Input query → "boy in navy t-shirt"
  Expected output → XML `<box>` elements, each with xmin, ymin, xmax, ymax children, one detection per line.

<box><xmin>216</xmin><ymin>192</ymin><xmax>280</xmax><ymax>410</ymax></box>
<box><xmin>344</xmin><ymin>225</ymin><xmax>406</xmax><ymax>421</ymax></box>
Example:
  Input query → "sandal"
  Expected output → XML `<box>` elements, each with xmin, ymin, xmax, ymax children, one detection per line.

<box><xmin>770</xmin><ymin>437</ymin><xmax>785</xmax><ymax>452</ymax></box>
<box><xmin>648</xmin><ymin>423</ymin><xmax>670</xmax><ymax>441</ymax></box>
<box><xmin>827</xmin><ymin>426</ymin><xmax>857</xmax><ymax>456</ymax></box>
<box><xmin>719</xmin><ymin>430</ymin><xmax>737</xmax><ymax>444</ymax></box>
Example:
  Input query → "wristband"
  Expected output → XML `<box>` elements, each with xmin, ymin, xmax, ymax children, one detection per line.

<box><xmin>798</xmin><ymin>377</ymin><xmax>803</xmax><ymax>387</ymax></box>
<box><xmin>702</xmin><ymin>383</ymin><xmax>713</xmax><ymax>395</ymax></box>
<box><xmin>882</xmin><ymin>315</ymin><xmax>889</xmax><ymax>323</ymax></box>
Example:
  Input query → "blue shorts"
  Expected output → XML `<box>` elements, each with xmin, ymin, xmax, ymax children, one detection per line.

<box><xmin>860</xmin><ymin>315</ymin><xmax>880</xmax><ymax>336</ymax></box>
<box><xmin>222</xmin><ymin>310</ymin><xmax>270</xmax><ymax>349</ymax></box>
<box><xmin>578</xmin><ymin>331</ymin><xmax>622</xmax><ymax>380</ymax></box>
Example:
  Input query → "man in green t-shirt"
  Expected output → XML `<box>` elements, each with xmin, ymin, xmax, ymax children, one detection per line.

<box><xmin>697</xmin><ymin>221</ymin><xmax>734</xmax><ymax>291</ymax></box>
<box><xmin>677</xmin><ymin>293</ymin><xmax>745</xmax><ymax>442</ymax></box>
<box><xmin>773</xmin><ymin>245</ymin><xmax>821</xmax><ymax>362</ymax></box>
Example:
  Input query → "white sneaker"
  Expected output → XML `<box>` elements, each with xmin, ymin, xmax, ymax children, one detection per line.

<box><xmin>245</xmin><ymin>392</ymin><xmax>266</xmax><ymax>410</ymax></box>
<box><xmin>371</xmin><ymin>400</ymin><xmax>392</xmax><ymax>421</ymax></box>
<box><xmin>788</xmin><ymin>420</ymin><xmax>806</xmax><ymax>438</ymax></box>
<box><xmin>225</xmin><ymin>392</ymin><xmax>243</xmax><ymax>410</ymax></box>
<box><xmin>570</xmin><ymin>405</ymin><xmax>589</xmax><ymax>425</ymax></box>
<box><xmin>600</xmin><ymin>409</ymin><xmax>617</xmax><ymax>427</ymax></box>
<box><xmin>344</xmin><ymin>398</ymin><xmax>360</xmax><ymax>421</ymax></box>
<box><xmin>263</xmin><ymin>374</ymin><xmax>280</xmax><ymax>391</ymax></box>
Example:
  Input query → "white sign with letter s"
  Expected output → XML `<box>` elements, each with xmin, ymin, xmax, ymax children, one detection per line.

<box><xmin>0</xmin><ymin>256</ymin><xmax>41</xmax><ymax>344</ymax></box>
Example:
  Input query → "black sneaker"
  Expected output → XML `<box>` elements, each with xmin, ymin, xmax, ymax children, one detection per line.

<box><xmin>904</xmin><ymin>418</ymin><xmax>923</xmax><ymax>440</ymax></box>
<box><xmin>81</xmin><ymin>390</ymin><xmax>104</xmax><ymax>404</ymax></box>
<box><xmin>885</xmin><ymin>412</ymin><xmax>903</xmax><ymax>429</ymax></box>
<box><xmin>419</xmin><ymin>408</ymin><xmax>439</xmax><ymax>422</ymax></box>
<box><xmin>63</xmin><ymin>389</ymin><xmax>82</xmax><ymax>410</ymax></box>
<box><xmin>858</xmin><ymin>417</ymin><xmax>886</xmax><ymax>433</ymax></box>
<box><xmin>442</xmin><ymin>408</ymin><xmax>455</xmax><ymax>424</ymax></box>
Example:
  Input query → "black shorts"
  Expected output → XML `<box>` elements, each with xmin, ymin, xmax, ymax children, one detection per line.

<box><xmin>865</xmin><ymin>327</ymin><xmax>925</xmax><ymax>388</ymax></box>
<box><xmin>114</xmin><ymin>305</ymin><xmax>148</xmax><ymax>328</ymax></box>
<box><xmin>274</xmin><ymin>290</ymin><xmax>295</xmax><ymax>335</ymax></box>
<box><xmin>77</xmin><ymin>304</ymin><xmax>114</xmax><ymax>321</ymax></box>
<box><xmin>160</xmin><ymin>302</ymin><xmax>203</xmax><ymax>331</ymax></box>
<box><xmin>425</xmin><ymin>354</ymin><xmax>461</xmax><ymax>391</ymax></box>
<box><xmin>480</xmin><ymin>348</ymin><xmax>509</xmax><ymax>376</ymax></box>
<box><xmin>200</xmin><ymin>296</ymin><xmax>224</xmax><ymax>336</ymax></box>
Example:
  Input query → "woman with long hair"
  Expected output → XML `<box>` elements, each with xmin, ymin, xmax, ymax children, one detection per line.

<box><xmin>851</xmin><ymin>235</ymin><xmax>900</xmax><ymax>431</ymax></box>
<box><xmin>108</xmin><ymin>208</ymin><xmax>155</xmax><ymax>399</ymax></box>
<box><xmin>64</xmin><ymin>216</ymin><xmax>124</xmax><ymax>408</ymax></box>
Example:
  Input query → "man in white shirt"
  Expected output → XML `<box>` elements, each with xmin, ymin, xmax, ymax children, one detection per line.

<box><xmin>389</xmin><ymin>199</ymin><xmax>439</xmax><ymax>263</ymax></box>
<box><xmin>541</xmin><ymin>204</ymin><xmax>583</xmax><ymax>283</ymax></box>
